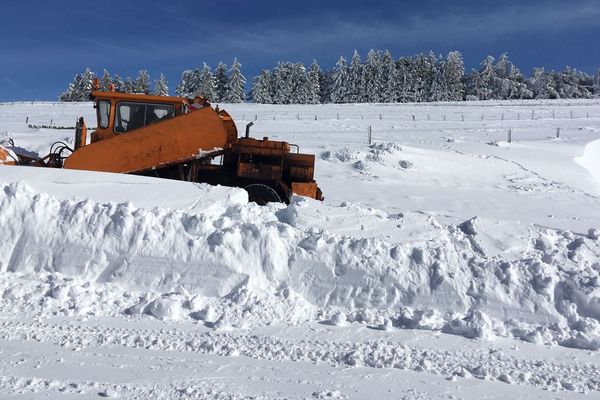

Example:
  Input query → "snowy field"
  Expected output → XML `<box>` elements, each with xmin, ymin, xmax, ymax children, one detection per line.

<box><xmin>0</xmin><ymin>99</ymin><xmax>600</xmax><ymax>399</ymax></box>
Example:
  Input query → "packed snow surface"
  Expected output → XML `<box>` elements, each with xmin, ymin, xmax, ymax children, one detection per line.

<box><xmin>1</xmin><ymin>99</ymin><xmax>600</xmax><ymax>399</ymax></box>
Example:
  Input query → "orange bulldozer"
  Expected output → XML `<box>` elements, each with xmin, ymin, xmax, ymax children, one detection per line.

<box><xmin>0</xmin><ymin>81</ymin><xmax>323</xmax><ymax>205</ymax></box>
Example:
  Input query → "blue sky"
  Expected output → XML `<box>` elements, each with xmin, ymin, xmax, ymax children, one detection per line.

<box><xmin>1</xmin><ymin>0</ymin><xmax>599</xmax><ymax>101</ymax></box>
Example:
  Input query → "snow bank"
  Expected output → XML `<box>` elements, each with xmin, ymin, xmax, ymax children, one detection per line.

<box><xmin>576</xmin><ymin>138</ymin><xmax>600</xmax><ymax>193</ymax></box>
<box><xmin>1</xmin><ymin>182</ymin><xmax>600</xmax><ymax>349</ymax></box>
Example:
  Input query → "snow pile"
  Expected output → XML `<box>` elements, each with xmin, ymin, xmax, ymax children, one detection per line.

<box><xmin>321</xmin><ymin>141</ymin><xmax>407</xmax><ymax>175</ymax></box>
<box><xmin>1</xmin><ymin>181</ymin><xmax>600</xmax><ymax>349</ymax></box>
<box><xmin>576</xmin><ymin>138</ymin><xmax>600</xmax><ymax>193</ymax></box>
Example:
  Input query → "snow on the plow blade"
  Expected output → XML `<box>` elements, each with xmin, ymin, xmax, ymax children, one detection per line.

<box><xmin>1</xmin><ymin>181</ymin><xmax>600</xmax><ymax>349</ymax></box>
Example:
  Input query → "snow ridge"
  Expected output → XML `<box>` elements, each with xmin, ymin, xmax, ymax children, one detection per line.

<box><xmin>1</xmin><ymin>182</ymin><xmax>600</xmax><ymax>349</ymax></box>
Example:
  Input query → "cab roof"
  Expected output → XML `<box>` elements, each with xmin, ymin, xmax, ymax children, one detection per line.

<box><xmin>91</xmin><ymin>91</ymin><xmax>188</xmax><ymax>104</ymax></box>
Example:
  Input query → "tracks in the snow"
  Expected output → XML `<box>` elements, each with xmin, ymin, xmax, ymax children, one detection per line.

<box><xmin>1</xmin><ymin>319</ymin><xmax>599</xmax><ymax>395</ymax></box>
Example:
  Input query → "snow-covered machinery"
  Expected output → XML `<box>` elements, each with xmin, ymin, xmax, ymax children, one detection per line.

<box><xmin>0</xmin><ymin>83</ymin><xmax>323</xmax><ymax>204</ymax></box>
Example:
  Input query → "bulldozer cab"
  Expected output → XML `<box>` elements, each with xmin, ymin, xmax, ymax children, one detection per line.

<box><xmin>90</xmin><ymin>91</ymin><xmax>188</xmax><ymax>143</ymax></box>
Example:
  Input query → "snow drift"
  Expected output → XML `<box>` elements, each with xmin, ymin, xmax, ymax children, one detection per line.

<box><xmin>1</xmin><ymin>181</ymin><xmax>600</xmax><ymax>349</ymax></box>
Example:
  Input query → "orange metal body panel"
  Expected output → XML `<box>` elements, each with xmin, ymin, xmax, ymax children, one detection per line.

<box><xmin>64</xmin><ymin>106</ymin><xmax>231</xmax><ymax>173</ymax></box>
<box><xmin>291</xmin><ymin>182</ymin><xmax>319</xmax><ymax>199</ymax></box>
<box><xmin>0</xmin><ymin>146</ymin><xmax>17</xmax><ymax>165</ymax></box>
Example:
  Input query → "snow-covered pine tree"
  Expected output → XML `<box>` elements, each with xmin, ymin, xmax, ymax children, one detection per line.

<box><xmin>493</xmin><ymin>53</ymin><xmax>531</xmax><ymax>99</ymax></box>
<box><xmin>330</xmin><ymin>56</ymin><xmax>348</xmax><ymax>103</ymax></box>
<box><xmin>135</xmin><ymin>70</ymin><xmax>151</xmax><ymax>94</ymax></box>
<box><xmin>214</xmin><ymin>62</ymin><xmax>229</xmax><ymax>102</ymax></box>
<box><xmin>411</xmin><ymin>53</ymin><xmax>436</xmax><ymax>102</ymax></box>
<box><xmin>594</xmin><ymin>69</ymin><xmax>600</xmax><ymax>97</ymax></box>
<box><xmin>100</xmin><ymin>69</ymin><xmax>112</xmax><ymax>91</ymax></box>
<box><xmin>396</xmin><ymin>57</ymin><xmax>415</xmax><ymax>102</ymax></box>
<box><xmin>124</xmin><ymin>77</ymin><xmax>135</xmax><ymax>94</ymax></box>
<box><xmin>250</xmin><ymin>69</ymin><xmax>273</xmax><ymax>103</ymax></box>
<box><xmin>465</xmin><ymin>69</ymin><xmax>481</xmax><ymax>100</ymax></box>
<box><xmin>291</xmin><ymin>63</ymin><xmax>309</xmax><ymax>104</ymax></box>
<box><xmin>271</xmin><ymin>62</ymin><xmax>293</xmax><ymax>104</ymax></box>
<box><xmin>364</xmin><ymin>49</ymin><xmax>385</xmax><ymax>102</ymax></box>
<box><xmin>380</xmin><ymin>50</ymin><xmax>397</xmax><ymax>103</ymax></box>
<box><xmin>196</xmin><ymin>63</ymin><xmax>215</xmax><ymax>100</ymax></box>
<box><xmin>443</xmin><ymin>51</ymin><xmax>465</xmax><ymax>101</ymax></box>
<box><xmin>556</xmin><ymin>67</ymin><xmax>592</xmax><ymax>99</ymax></box>
<box><xmin>306</xmin><ymin>60</ymin><xmax>322</xmax><ymax>104</ymax></box>
<box><xmin>319</xmin><ymin>69</ymin><xmax>334</xmax><ymax>104</ymax></box>
<box><xmin>526</xmin><ymin>67</ymin><xmax>559</xmax><ymax>99</ymax></box>
<box><xmin>475</xmin><ymin>55</ymin><xmax>496</xmax><ymax>100</ymax></box>
<box><xmin>112</xmin><ymin>74</ymin><xmax>124</xmax><ymax>92</ymax></box>
<box><xmin>73</xmin><ymin>68</ymin><xmax>96</xmax><ymax>101</ymax></box>
<box><xmin>175</xmin><ymin>70</ymin><xmax>193</xmax><ymax>97</ymax></box>
<box><xmin>154</xmin><ymin>73</ymin><xmax>169</xmax><ymax>96</ymax></box>
<box><xmin>429</xmin><ymin>56</ymin><xmax>447</xmax><ymax>102</ymax></box>
<box><xmin>59</xmin><ymin>80</ymin><xmax>77</xmax><ymax>102</ymax></box>
<box><xmin>223</xmin><ymin>58</ymin><xmax>246</xmax><ymax>103</ymax></box>
<box><xmin>347</xmin><ymin>50</ymin><xmax>365</xmax><ymax>103</ymax></box>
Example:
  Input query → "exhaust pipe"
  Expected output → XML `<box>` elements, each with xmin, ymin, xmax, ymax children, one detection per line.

<box><xmin>245</xmin><ymin>122</ymin><xmax>254</xmax><ymax>138</ymax></box>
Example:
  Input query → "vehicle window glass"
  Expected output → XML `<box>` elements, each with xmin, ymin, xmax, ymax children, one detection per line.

<box><xmin>115</xmin><ymin>102</ymin><xmax>175</xmax><ymax>134</ymax></box>
<box><xmin>98</xmin><ymin>100</ymin><xmax>110</xmax><ymax>129</ymax></box>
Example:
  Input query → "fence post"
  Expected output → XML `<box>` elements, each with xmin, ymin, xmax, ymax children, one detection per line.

<box><xmin>443</xmin><ymin>115</ymin><xmax>446</xmax><ymax>121</ymax></box>
<box><xmin>337</xmin><ymin>113</ymin><xmax>339</xmax><ymax>120</ymax></box>
<box><xmin>556</xmin><ymin>127</ymin><xmax>560</xmax><ymax>139</ymax></box>
<box><xmin>297</xmin><ymin>114</ymin><xmax>299</xmax><ymax>120</ymax></box>
<box><xmin>501</xmin><ymin>113</ymin><xmax>504</xmax><ymax>121</ymax></box>
<box><xmin>481</xmin><ymin>114</ymin><xmax>484</xmax><ymax>121</ymax></box>
<box><xmin>412</xmin><ymin>115</ymin><xmax>415</xmax><ymax>121</ymax></box>
<box><xmin>427</xmin><ymin>114</ymin><xmax>431</xmax><ymax>121</ymax></box>
<box><xmin>368</xmin><ymin>125</ymin><xmax>372</xmax><ymax>145</ymax></box>
<box><xmin>461</xmin><ymin>114</ymin><xmax>464</xmax><ymax>122</ymax></box>
<box><xmin>570</xmin><ymin>110</ymin><xmax>574</xmax><ymax>119</ymax></box>
<box><xmin>508</xmin><ymin>128</ymin><xmax>512</xmax><ymax>143</ymax></box>
<box><xmin>517</xmin><ymin>112</ymin><xmax>520</xmax><ymax>120</ymax></box>
<box><xmin>587</xmin><ymin>112</ymin><xmax>590</xmax><ymax>119</ymax></box>
<box><xmin>255</xmin><ymin>115</ymin><xmax>257</xmax><ymax>121</ymax></box>
<box><xmin>531</xmin><ymin>110</ymin><xmax>535</xmax><ymax>120</ymax></box>
<box><xmin>552</xmin><ymin>109</ymin><xmax>555</xmax><ymax>119</ymax></box>
<box><xmin>379</xmin><ymin>113</ymin><xmax>382</xmax><ymax>120</ymax></box>
<box><xmin>315</xmin><ymin>115</ymin><xmax>318</xmax><ymax>120</ymax></box>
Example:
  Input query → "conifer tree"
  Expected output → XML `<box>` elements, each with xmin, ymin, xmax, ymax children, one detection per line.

<box><xmin>526</xmin><ymin>67</ymin><xmax>559</xmax><ymax>99</ymax></box>
<box><xmin>347</xmin><ymin>50</ymin><xmax>365</xmax><ymax>102</ymax></box>
<box><xmin>364</xmin><ymin>49</ymin><xmax>385</xmax><ymax>102</ymax></box>
<box><xmin>196</xmin><ymin>63</ymin><xmax>215</xmax><ymax>100</ymax></box>
<box><xmin>223</xmin><ymin>58</ymin><xmax>246</xmax><ymax>103</ymax></box>
<box><xmin>214</xmin><ymin>62</ymin><xmax>229</xmax><ymax>102</ymax></box>
<box><xmin>124</xmin><ymin>77</ymin><xmax>135</xmax><ymax>94</ymax></box>
<box><xmin>594</xmin><ymin>69</ymin><xmax>600</xmax><ymax>96</ymax></box>
<box><xmin>251</xmin><ymin>69</ymin><xmax>273</xmax><ymax>103</ymax></box>
<box><xmin>100</xmin><ymin>69</ymin><xmax>112</xmax><ymax>91</ymax></box>
<box><xmin>154</xmin><ymin>73</ymin><xmax>169</xmax><ymax>96</ymax></box>
<box><xmin>444</xmin><ymin>51</ymin><xmax>465</xmax><ymax>101</ymax></box>
<box><xmin>306</xmin><ymin>60</ymin><xmax>322</xmax><ymax>104</ymax></box>
<box><xmin>112</xmin><ymin>74</ymin><xmax>124</xmax><ymax>92</ymax></box>
<box><xmin>330</xmin><ymin>56</ymin><xmax>348</xmax><ymax>103</ymax></box>
<box><xmin>135</xmin><ymin>69</ymin><xmax>151</xmax><ymax>94</ymax></box>
<box><xmin>73</xmin><ymin>68</ymin><xmax>96</xmax><ymax>101</ymax></box>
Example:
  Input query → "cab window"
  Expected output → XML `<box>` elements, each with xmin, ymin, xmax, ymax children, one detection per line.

<box><xmin>98</xmin><ymin>100</ymin><xmax>110</xmax><ymax>129</ymax></box>
<box><xmin>115</xmin><ymin>102</ymin><xmax>175</xmax><ymax>133</ymax></box>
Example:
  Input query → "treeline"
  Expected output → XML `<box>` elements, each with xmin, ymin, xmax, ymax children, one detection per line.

<box><xmin>58</xmin><ymin>58</ymin><xmax>245</xmax><ymax>103</ymax></box>
<box><xmin>252</xmin><ymin>51</ymin><xmax>600</xmax><ymax>104</ymax></box>
<box><xmin>59</xmin><ymin>51</ymin><xmax>600</xmax><ymax>103</ymax></box>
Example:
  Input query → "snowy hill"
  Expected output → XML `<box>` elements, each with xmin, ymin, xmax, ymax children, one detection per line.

<box><xmin>0</xmin><ymin>100</ymin><xmax>600</xmax><ymax>399</ymax></box>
